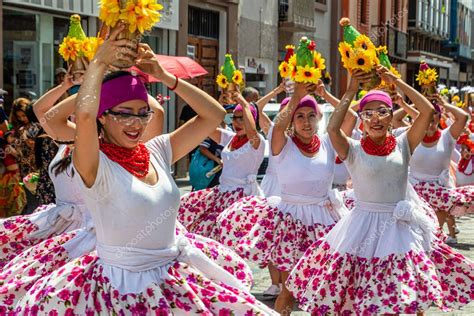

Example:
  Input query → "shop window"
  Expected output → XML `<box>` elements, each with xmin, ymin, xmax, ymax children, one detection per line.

<box><xmin>315</xmin><ymin>0</ymin><xmax>327</xmax><ymax>12</ymax></box>
<box><xmin>188</xmin><ymin>6</ymin><xmax>219</xmax><ymax>40</ymax></box>
<box><xmin>2</xmin><ymin>9</ymin><xmax>39</xmax><ymax>106</ymax></box>
<box><xmin>360</xmin><ymin>0</ymin><xmax>368</xmax><ymax>24</ymax></box>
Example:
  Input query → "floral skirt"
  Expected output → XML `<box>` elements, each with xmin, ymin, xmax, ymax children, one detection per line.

<box><xmin>0</xmin><ymin>225</ymin><xmax>256</xmax><ymax>311</ymax></box>
<box><xmin>0</xmin><ymin>173</ymin><xmax>26</xmax><ymax>218</ymax></box>
<box><xmin>0</xmin><ymin>203</ymin><xmax>85</xmax><ymax>269</ymax></box>
<box><xmin>217</xmin><ymin>196</ymin><xmax>335</xmax><ymax>272</ymax></box>
<box><xmin>286</xmin><ymin>206</ymin><xmax>474</xmax><ymax>315</ymax></box>
<box><xmin>16</xmin><ymin>253</ymin><xmax>276</xmax><ymax>316</ymax></box>
<box><xmin>177</xmin><ymin>186</ymin><xmax>245</xmax><ymax>238</ymax></box>
<box><xmin>414</xmin><ymin>181</ymin><xmax>474</xmax><ymax>216</ymax></box>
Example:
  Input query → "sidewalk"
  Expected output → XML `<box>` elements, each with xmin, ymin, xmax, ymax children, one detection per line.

<box><xmin>177</xmin><ymin>181</ymin><xmax>474</xmax><ymax>315</ymax></box>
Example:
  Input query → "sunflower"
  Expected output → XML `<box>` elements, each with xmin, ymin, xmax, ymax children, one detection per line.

<box><xmin>389</xmin><ymin>66</ymin><xmax>401</xmax><ymax>78</ymax></box>
<box><xmin>354</xmin><ymin>35</ymin><xmax>376</xmax><ymax>52</ymax></box>
<box><xmin>452</xmin><ymin>95</ymin><xmax>460</xmax><ymax>103</ymax></box>
<box><xmin>232</xmin><ymin>70</ymin><xmax>243</xmax><ymax>85</ymax></box>
<box><xmin>99</xmin><ymin>0</ymin><xmax>121</xmax><ymax>27</ymax></box>
<box><xmin>338</xmin><ymin>42</ymin><xmax>353</xmax><ymax>69</ymax></box>
<box><xmin>294</xmin><ymin>65</ymin><xmax>321</xmax><ymax>84</ymax></box>
<box><xmin>216</xmin><ymin>74</ymin><xmax>229</xmax><ymax>89</ymax></box>
<box><xmin>84</xmin><ymin>37</ymin><xmax>104</xmax><ymax>61</ymax></box>
<box><xmin>376</xmin><ymin>45</ymin><xmax>388</xmax><ymax>55</ymax></box>
<box><xmin>279</xmin><ymin>61</ymin><xmax>291</xmax><ymax>78</ymax></box>
<box><xmin>416</xmin><ymin>68</ymin><xmax>438</xmax><ymax>86</ymax></box>
<box><xmin>312</xmin><ymin>51</ymin><xmax>326</xmax><ymax>71</ymax></box>
<box><xmin>59</xmin><ymin>37</ymin><xmax>81</xmax><ymax>61</ymax></box>
<box><xmin>351</xmin><ymin>49</ymin><xmax>375</xmax><ymax>73</ymax></box>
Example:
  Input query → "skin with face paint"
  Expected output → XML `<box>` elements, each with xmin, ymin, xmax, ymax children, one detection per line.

<box><xmin>361</xmin><ymin>101</ymin><xmax>393</xmax><ymax>143</ymax></box>
<box><xmin>98</xmin><ymin>100</ymin><xmax>150</xmax><ymax>149</ymax></box>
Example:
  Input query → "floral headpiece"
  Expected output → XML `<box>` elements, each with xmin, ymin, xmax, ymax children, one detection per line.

<box><xmin>216</xmin><ymin>54</ymin><xmax>243</xmax><ymax>89</ymax></box>
<box><xmin>99</xmin><ymin>0</ymin><xmax>163</xmax><ymax>34</ymax></box>
<box><xmin>457</xmin><ymin>134</ymin><xmax>474</xmax><ymax>152</ymax></box>
<box><xmin>59</xmin><ymin>15</ymin><xmax>103</xmax><ymax>62</ymax></box>
<box><xmin>416</xmin><ymin>61</ymin><xmax>438</xmax><ymax>86</ymax></box>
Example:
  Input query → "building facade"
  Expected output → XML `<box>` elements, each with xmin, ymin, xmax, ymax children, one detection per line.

<box><xmin>1</xmin><ymin>0</ymin><xmax>179</xmax><ymax>132</ymax></box>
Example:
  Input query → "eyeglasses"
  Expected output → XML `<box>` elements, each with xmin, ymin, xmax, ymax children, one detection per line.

<box><xmin>104</xmin><ymin>109</ymin><xmax>154</xmax><ymax>126</ymax></box>
<box><xmin>359</xmin><ymin>108</ymin><xmax>392</xmax><ymax>121</ymax></box>
<box><xmin>232</xmin><ymin>115</ymin><xmax>244</xmax><ymax>123</ymax></box>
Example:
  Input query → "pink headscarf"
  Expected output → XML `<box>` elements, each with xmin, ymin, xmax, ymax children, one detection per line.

<box><xmin>98</xmin><ymin>74</ymin><xmax>149</xmax><ymax>117</ymax></box>
<box><xmin>234</xmin><ymin>104</ymin><xmax>258</xmax><ymax>122</ymax></box>
<box><xmin>359</xmin><ymin>90</ymin><xmax>393</xmax><ymax>111</ymax></box>
<box><xmin>280</xmin><ymin>95</ymin><xmax>320</xmax><ymax>119</ymax></box>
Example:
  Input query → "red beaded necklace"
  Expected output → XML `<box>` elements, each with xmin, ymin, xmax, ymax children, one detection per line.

<box><xmin>361</xmin><ymin>135</ymin><xmax>397</xmax><ymax>156</ymax></box>
<box><xmin>100</xmin><ymin>142</ymin><xmax>150</xmax><ymax>178</ymax></box>
<box><xmin>230</xmin><ymin>135</ymin><xmax>249</xmax><ymax>150</ymax></box>
<box><xmin>291</xmin><ymin>134</ymin><xmax>321</xmax><ymax>154</ymax></box>
<box><xmin>423</xmin><ymin>130</ymin><xmax>441</xmax><ymax>144</ymax></box>
<box><xmin>335</xmin><ymin>156</ymin><xmax>343</xmax><ymax>164</ymax></box>
<box><xmin>458</xmin><ymin>157</ymin><xmax>474</xmax><ymax>176</ymax></box>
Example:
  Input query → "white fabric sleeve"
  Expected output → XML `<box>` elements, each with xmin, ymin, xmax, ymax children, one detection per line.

<box><xmin>220</xmin><ymin>129</ymin><xmax>235</xmax><ymax>147</ymax></box>
<box><xmin>146</xmin><ymin>134</ymin><xmax>173</xmax><ymax>170</ymax></box>
<box><xmin>396</xmin><ymin>131</ymin><xmax>411</xmax><ymax>160</ymax></box>
<box><xmin>343</xmin><ymin>137</ymin><xmax>359</xmax><ymax>166</ymax></box>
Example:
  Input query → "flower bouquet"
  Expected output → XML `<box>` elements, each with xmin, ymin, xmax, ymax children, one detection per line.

<box><xmin>99</xmin><ymin>0</ymin><xmax>163</xmax><ymax>68</ymax></box>
<box><xmin>59</xmin><ymin>15</ymin><xmax>103</xmax><ymax>83</ymax></box>
<box><xmin>338</xmin><ymin>18</ymin><xmax>388</xmax><ymax>90</ymax></box>
<box><xmin>22</xmin><ymin>172</ymin><xmax>39</xmax><ymax>194</ymax></box>
<box><xmin>281</xmin><ymin>37</ymin><xmax>325</xmax><ymax>84</ymax></box>
<box><xmin>216</xmin><ymin>54</ymin><xmax>244</xmax><ymax>104</ymax></box>
<box><xmin>416</xmin><ymin>61</ymin><xmax>438</xmax><ymax>97</ymax></box>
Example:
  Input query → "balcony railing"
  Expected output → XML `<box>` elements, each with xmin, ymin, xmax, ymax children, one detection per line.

<box><xmin>278</xmin><ymin>0</ymin><xmax>316</xmax><ymax>33</ymax></box>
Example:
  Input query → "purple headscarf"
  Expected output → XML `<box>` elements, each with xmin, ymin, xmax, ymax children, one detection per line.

<box><xmin>98</xmin><ymin>74</ymin><xmax>148</xmax><ymax>117</ymax></box>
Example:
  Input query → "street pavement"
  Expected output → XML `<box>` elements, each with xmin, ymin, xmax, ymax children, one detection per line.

<box><xmin>177</xmin><ymin>179</ymin><xmax>474</xmax><ymax>315</ymax></box>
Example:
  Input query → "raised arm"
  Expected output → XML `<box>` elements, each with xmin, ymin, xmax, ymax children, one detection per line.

<box><xmin>233</xmin><ymin>92</ymin><xmax>260</xmax><ymax>149</ymax></box>
<box><xmin>392</xmin><ymin>93</ymin><xmax>419</xmax><ymax>128</ymax></box>
<box><xmin>255</xmin><ymin>83</ymin><xmax>285</xmax><ymax>135</ymax></box>
<box><xmin>135</xmin><ymin>44</ymin><xmax>225</xmax><ymax>164</ymax></box>
<box><xmin>33</xmin><ymin>71</ymin><xmax>76</xmax><ymax>137</ymax></box>
<box><xmin>315</xmin><ymin>80</ymin><xmax>341</xmax><ymax>107</ymax></box>
<box><xmin>437</xmin><ymin>95</ymin><xmax>469</xmax><ymax>139</ymax></box>
<box><xmin>272</xmin><ymin>83</ymin><xmax>314</xmax><ymax>155</ymax></box>
<box><xmin>73</xmin><ymin>24</ymin><xmax>137</xmax><ymax>187</ymax></box>
<box><xmin>376</xmin><ymin>65</ymin><xmax>434</xmax><ymax>152</ymax></box>
<box><xmin>326</xmin><ymin>70</ymin><xmax>370</xmax><ymax>160</ymax></box>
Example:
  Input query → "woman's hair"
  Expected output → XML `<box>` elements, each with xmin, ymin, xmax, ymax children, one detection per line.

<box><xmin>9</xmin><ymin>98</ymin><xmax>31</xmax><ymax>129</ymax></box>
<box><xmin>103</xmin><ymin>70</ymin><xmax>132</xmax><ymax>84</ymax></box>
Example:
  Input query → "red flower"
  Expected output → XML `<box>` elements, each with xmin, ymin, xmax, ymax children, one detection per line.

<box><xmin>308</xmin><ymin>41</ymin><xmax>316</xmax><ymax>51</ymax></box>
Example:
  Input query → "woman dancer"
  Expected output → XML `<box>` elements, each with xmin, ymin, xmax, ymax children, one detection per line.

<box><xmin>409</xmin><ymin>95</ymin><xmax>473</xmax><ymax>243</ymax></box>
<box><xmin>456</xmin><ymin>134</ymin><xmax>474</xmax><ymax>187</ymax></box>
<box><xmin>218</xmin><ymin>85</ymin><xmax>351</xmax><ymax>313</ymax></box>
<box><xmin>178</xmin><ymin>91</ymin><xmax>265</xmax><ymax>238</ymax></box>
<box><xmin>17</xmin><ymin>27</ymin><xmax>275</xmax><ymax>315</ymax></box>
<box><xmin>287</xmin><ymin>66</ymin><xmax>473</xmax><ymax>315</ymax></box>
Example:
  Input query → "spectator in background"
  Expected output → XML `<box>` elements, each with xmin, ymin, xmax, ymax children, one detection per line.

<box><xmin>242</xmin><ymin>87</ymin><xmax>260</xmax><ymax>103</ymax></box>
<box><xmin>0</xmin><ymin>90</ymin><xmax>10</xmax><ymax>133</ymax></box>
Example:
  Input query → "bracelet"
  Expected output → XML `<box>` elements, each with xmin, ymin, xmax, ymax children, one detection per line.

<box><xmin>169</xmin><ymin>75</ymin><xmax>179</xmax><ymax>91</ymax></box>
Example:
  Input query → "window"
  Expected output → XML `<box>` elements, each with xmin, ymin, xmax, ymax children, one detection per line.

<box><xmin>315</xmin><ymin>0</ymin><xmax>327</xmax><ymax>11</ymax></box>
<box><xmin>360</xmin><ymin>0</ymin><xmax>368</xmax><ymax>24</ymax></box>
<box><xmin>188</xmin><ymin>7</ymin><xmax>219</xmax><ymax>40</ymax></box>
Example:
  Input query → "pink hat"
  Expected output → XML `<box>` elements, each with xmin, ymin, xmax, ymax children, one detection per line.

<box><xmin>234</xmin><ymin>103</ymin><xmax>258</xmax><ymax>122</ymax></box>
<box><xmin>98</xmin><ymin>74</ymin><xmax>149</xmax><ymax>117</ymax></box>
<box><xmin>359</xmin><ymin>90</ymin><xmax>393</xmax><ymax>111</ymax></box>
<box><xmin>279</xmin><ymin>95</ymin><xmax>320</xmax><ymax>119</ymax></box>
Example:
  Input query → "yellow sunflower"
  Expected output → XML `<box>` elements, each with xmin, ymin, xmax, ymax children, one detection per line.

<box><xmin>416</xmin><ymin>68</ymin><xmax>438</xmax><ymax>86</ymax></box>
<box><xmin>84</xmin><ymin>37</ymin><xmax>104</xmax><ymax>61</ymax></box>
<box><xmin>338</xmin><ymin>42</ymin><xmax>353</xmax><ymax>69</ymax></box>
<box><xmin>313</xmin><ymin>51</ymin><xmax>326</xmax><ymax>71</ymax></box>
<box><xmin>351</xmin><ymin>49</ymin><xmax>375</xmax><ymax>73</ymax></box>
<box><xmin>59</xmin><ymin>37</ymin><xmax>81</xmax><ymax>61</ymax></box>
<box><xmin>354</xmin><ymin>35</ymin><xmax>376</xmax><ymax>52</ymax></box>
<box><xmin>279</xmin><ymin>61</ymin><xmax>291</xmax><ymax>78</ymax></box>
<box><xmin>294</xmin><ymin>65</ymin><xmax>322</xmax><ymax>84</ymax></box>
<box><xmin>216</xmin><ymin>74</ymin><xmax>229</xmax><ymax>89</ymax></box>
<box><xmin>452</xmin><ymin>95</ymin><xmax>460</xmax><ymax>103</ymax></box>
<box><xmin>389</xmin><ymin>66</ymin><xmax>401</xmax><ymax>78</ymax></box>
<box><xmin>232</xmin><ymin>70</ymin><xmax>243</xmax><ymax>85</ymax></box>
<box><xmin>99</xmin><ymin>0</ymin><xmax>121</xmax><ymax>27</ymax></box>
<box><xmin>376</xmin><ymin>45</ymin><xmax>388</xmax><ymax>55</ymax></box>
